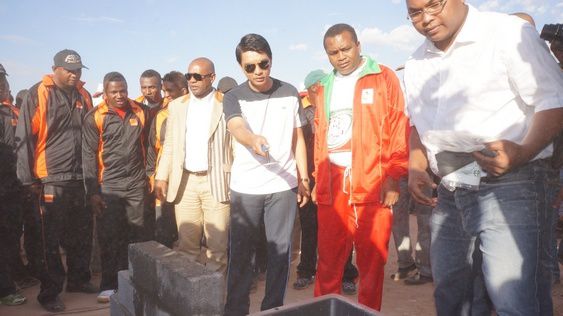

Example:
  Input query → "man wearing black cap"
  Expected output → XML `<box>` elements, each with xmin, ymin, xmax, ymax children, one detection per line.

<box><xmin>15</xmin><ymin>49</ymin><xmax>96</xmax><ymax>312</ymax></box>
<box><xmin>217</xmin><ymin>76</ymin><xmax>238</xmax><ymax>94</ymax></box>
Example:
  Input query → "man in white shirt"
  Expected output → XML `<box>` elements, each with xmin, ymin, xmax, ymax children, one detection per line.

<box><xmin>403</xmin><ymin>1</ymin><xmax>563</xmax><ymax>315</ymax></box>
<box><xmin>223</xmin><ymin>33</ymin><xmax>309</xmax><ymax>316</ymax></box>
<box><xmin>154</xmin><ymin>58</ymin><xmax>231</xmax><ymax>273</ymax></box>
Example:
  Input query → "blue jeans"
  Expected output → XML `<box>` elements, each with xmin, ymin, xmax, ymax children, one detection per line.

<box><xmin>431</xmin><ymin>160</ymin><xmax>551</xmax><ymax>316</ymax></box>
<box><xmin>224</xmin><ymin>189</ymin><xmax>297</xmax><ymax>316</ymax></box>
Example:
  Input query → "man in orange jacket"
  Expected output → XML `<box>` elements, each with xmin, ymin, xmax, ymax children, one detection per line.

<box><xmin>15</xmin><ymin>50</ymin><xmax>95</xmax><ymax>312</ymax></box>
<box><xmin>136</xmin><ymin>69</ymin><xmax>168</xmax><ymax>122</ymax></box>
<box><xmin>146</xmin><ymin>71</ymin><xmax>188</xmax><ymax>247</ymax></box>
<box><xmin>0</xmin><ymin>64</ymin><xmax>27</xmax><ymax>307</ymax></box>
<box><xmin>83</xmin><ymin>72</ymin><xmax>150</xmax><ymax>303</ymax></box>
<box><xmin>312</xmin><ymin>23</ymin><xmax>409</xmax><ymax>311</ymax></box>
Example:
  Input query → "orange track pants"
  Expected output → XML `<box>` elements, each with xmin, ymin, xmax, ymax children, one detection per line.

<box><xmin>314</xmin><ymin>164</ymin><xmax>393</xmax><ymax>311</ymax></box>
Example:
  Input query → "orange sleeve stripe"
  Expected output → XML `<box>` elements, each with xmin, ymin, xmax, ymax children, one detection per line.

<box><xmin>154</xmin><ymin>109</ymin><xmax>168</xmax><ymax>168</ymax></box>
<box><xmin>33</xmin><ymin>84</ymin><xmax>50</xmax><ymax>179</ymax></box>
<box><xmin>79</xmin><ymin>88</ymin><xmax>93</xmax><ymax>110</ymax></box>
<box><xmin>131</xmin><ymin>100</ymin><xmax>145</xmax><ymax>127</ymax></box>
<box><xmin>154</xmin><ymin>111</ymin><xmax>165</xmax><ymax>153</ymax></box>
<box><xmin>94</xmin><ymin>105</ymin><xmax>106</xmax><ymax>184</ymax></box>
<box><xmin>43</xmin><ymin>194</ymin><xmax>54</xmax><ymax>203</ymax></box>
<box><xmin>130</xmin><ymin>100</ymin><xmax>147</xmax><ymax>164</ymax></box>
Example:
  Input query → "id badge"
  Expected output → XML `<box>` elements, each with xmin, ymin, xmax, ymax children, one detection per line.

<box><xmin>361</xmin><ymin>88</ymin><xmax>374</xmax><ymax>104</ymax></box>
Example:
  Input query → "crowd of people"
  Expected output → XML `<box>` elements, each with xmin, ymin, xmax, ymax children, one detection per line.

<box><xmin>1</xmin><ymin>1</ymin><xmax>562</xmax><ymax>315</ymax></box>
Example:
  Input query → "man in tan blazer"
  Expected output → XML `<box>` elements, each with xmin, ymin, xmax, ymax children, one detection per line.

<box><xmin>154</xmin><ymin>57</ymin><xmax>231</xmax><ymax>272</ymax></box>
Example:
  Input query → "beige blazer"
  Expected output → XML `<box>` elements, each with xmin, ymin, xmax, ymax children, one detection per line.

<box><xmin>155</xmin><ymin>91</ymin><xmax>232</xmax><ymax>203</ymax></box>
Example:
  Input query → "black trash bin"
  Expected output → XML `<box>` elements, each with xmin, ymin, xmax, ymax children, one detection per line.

<box><xmin>251</xmin><ymin>294</ymin><xmax>383</xmax><ymax>316</ymax></box>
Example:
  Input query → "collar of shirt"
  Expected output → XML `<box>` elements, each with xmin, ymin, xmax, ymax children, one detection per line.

<box><xmin>190</xmin><ymin>89</ymin><xmax>216</xmax><ymax>104</ymax></box>
<box><xmin>112</xmin><ymin>104</ymin><xmax>130</xmax><ymax>120</ymax></box>
<box><xmin>425</xmin><ymin>4</ymin><xmax>481</xmax><ymax>55</ymax></box>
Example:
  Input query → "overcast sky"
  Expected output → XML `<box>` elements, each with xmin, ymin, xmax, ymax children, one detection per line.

<box><xmin>1</xmin><ymin>0</ymin><xmax>561</xmax><ymax>96</ymax></box>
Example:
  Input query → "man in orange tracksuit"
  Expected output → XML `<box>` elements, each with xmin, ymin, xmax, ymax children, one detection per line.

<box><xmin>15</xmin><ymin>50</ymin><xmax>95</xmax><ymax>312</ymax></box>
<box><xmin>136</xmin><ymin>69</ymin><xmax>168</xmax><ymax>122</ymax></box>
<box><xmin>312</xmin><ymin>24</ymin><xmax>409</xmax><ymax>311</ymax></box>
<box><xmin>82</xmin><ymin>72</ymin><xmax>150</xmax><ymax>303</ymax></box>
<box><xmin>0</xmin><ymin>64</ymin><xmax>27</xmax><ymax>306</ymax></box>
<box><xmin>136</xmin><ymin>69</ymin><xmax>167</xmax><ymax>241</ymax></box>
<box><xmin>146</xmin><ymin>71</ymin><xmax>187</xmax><ymax>247</ymax></box>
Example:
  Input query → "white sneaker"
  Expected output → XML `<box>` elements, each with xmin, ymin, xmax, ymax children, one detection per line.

<box><xmin>97</xmin><ymin>289</ymin><xmax>116</xmax><ymax>303</ymax></box>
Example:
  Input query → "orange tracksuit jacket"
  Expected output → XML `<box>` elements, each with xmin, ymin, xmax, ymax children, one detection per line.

<box><xmin>313</xmin><ymin>59</ymin><xmax>409</xmax><ymax>205</ymax></box>
<box><xmin>15</xmin><ymin>75</ymin><xmax>92</xmax><ymax>185</ymax></box>
<box><xmin>82</xmin><ymin>99</ymin><xmax>148</xmax><ymax>197</ymax></box>
<box><xmin>312</xmin><ymin>57</ymin><xmax>409</xmax><ymax>311</ymax></box>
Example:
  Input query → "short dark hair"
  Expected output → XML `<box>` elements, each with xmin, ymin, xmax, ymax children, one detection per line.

<box><xmin>235</xmin><ymin>33</ymin><xmax>272</xmax><ymax>65</ymax></box>
<box><xmin>323</xmin><ymin>23</ymin><xmax>358</xmax><ymax>48</ymax></box>
<box><xmin>103</xmin><ymin>71</ymin><xmax>127</xmax><ymax>91</ymax></box>
<box><xmin>162</xmin><ymin>71</ymin><xmax>188</xmax><ymax>90</ymax></box>
<box><xmin>140</xmin><ymin>69</ymin><xmax>162</xmax><ymax>81</ymax></box>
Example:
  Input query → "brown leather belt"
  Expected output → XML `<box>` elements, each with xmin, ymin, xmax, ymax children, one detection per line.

<box><xmin>185</xmin><ymin>169</ymin><xmax>208</xmax><ymax>176</ymax></box>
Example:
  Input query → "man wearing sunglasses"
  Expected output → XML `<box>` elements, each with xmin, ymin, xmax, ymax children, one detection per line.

<box><xmin>312</xmin><ymin>24</ymin><xmax>409</xmax><ymax>311</ymax></box>
<box><xmin>223</xmin><ymin>33</ymin><xmax>309</xmax><ymax>316</ymax></box>
<box><xmin>403</xmin><ymin>0</ymin><xmax>563</xmax><ymax>315</ymax></box>
<box><xmin>154</xmin><ymin>58</ymin><xmax>231</xmax><ymax>273</ymax></box>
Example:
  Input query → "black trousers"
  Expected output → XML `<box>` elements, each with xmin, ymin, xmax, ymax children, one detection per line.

<box><xmin>152</xmin><ymin>196</ymin><xmax>178</xmax><ymax>249</ymax></box>
<box><xmin>0</xmin><ymin>193</ymin><xmax>19</xmax><ymax>297</ymax></box>
<box><xmin>296</xmin><ymin>200</ymin><xmax>358</xmax><ymax>281</ymax></box>
<box><xmin>34</xmin><ymin>182</ymin><xmax>93</xmax><ymax>304</ymax></box>
<box><xmin>6</xmin><ymin>190</ymin><xmax>39</xmax><ymax>281</ymax></box>
<box><xmin>97</xmin><ymin>186</ymin><xmax>152</xmax><ymax>290</ymax></box>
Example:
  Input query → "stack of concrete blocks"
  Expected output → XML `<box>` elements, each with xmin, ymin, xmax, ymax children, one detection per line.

<box><xmin>110</xmin><ymin>241</ymin><xmax>224</xmax><ymax>316</ymax></box>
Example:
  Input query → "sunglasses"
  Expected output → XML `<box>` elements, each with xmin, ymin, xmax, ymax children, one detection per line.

<box><xmin>243</xmin><ymin>60</ymin><xmax>270</xmax><ymax>74</ymax></box>
<box><xmin>185</xmin><ymin>72</ymin><xmax>213</xmax><ymax>81</ymax></box>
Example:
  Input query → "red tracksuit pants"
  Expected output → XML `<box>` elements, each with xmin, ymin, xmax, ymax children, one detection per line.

<box><xmin>314</xmin><ymin>164</ymin><xmax>393</xmax><ymax>311</ymax></box>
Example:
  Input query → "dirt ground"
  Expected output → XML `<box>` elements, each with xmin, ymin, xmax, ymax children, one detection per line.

<box><xmin>1</xmin><ymin>214</ymin><xmax>562</xmax><ymax>315</ymax></box>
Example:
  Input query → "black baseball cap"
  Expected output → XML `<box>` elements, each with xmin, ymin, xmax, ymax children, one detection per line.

<box><xmin>53</xmin><ymin>49</ymin><xmax>88</xmax><ymax>70</ymax></box>
<box><xmin>0</xmin><ymin>63</ymin><xmax>7</xmax><ymax>76</ymax></box>
<box><xmin>217</xmin><ymin>76</ymin><xmax>238</xmax><ymax>93</ymax></box>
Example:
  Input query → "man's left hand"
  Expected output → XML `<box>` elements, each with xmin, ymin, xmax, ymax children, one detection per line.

<box><xmin>472</xmin><ymin>140</ymin><xmax>529</xmax><ymax>177</ymax></box>
<box><xmin>380</xmin><ymin>177</ymin><xmax>399</xmax><ymax>208</ymax></box>
<box><xmin>297</xmin><ymin>179</ymin><xmax>310</xmax><ymax>208</ymax></box>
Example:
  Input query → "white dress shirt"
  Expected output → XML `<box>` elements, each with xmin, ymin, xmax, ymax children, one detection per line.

<box><xmin>404</xmin><ymin>4</ymin><xmax>563</xmax><ymax>175</ymax></box>
<box><xmin>184</xmin><ymin>90</ymin><xmax>215</xmax><ymax>172</ymax></box>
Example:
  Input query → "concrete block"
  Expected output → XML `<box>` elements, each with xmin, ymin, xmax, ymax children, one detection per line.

<box><xmin>128</xmin><ymin>241</ymin><xmax>174</xmax><ymax>294</ymax></box>
<box><xmin>143</xmin><ymin>296</ymin><xmax>172</xmax><ymax>316</ymax></box>
<box><xmin>118</xmin><ymin>270</ymin><xmax>142</xmax><ymax>315</ymax></box>
<box><xmin>110</xmin><ymin>293</ymin><xmax>133</xmax><ymax>316</ymax></box>
<box><xmin>118</xmin><ymin>269</ymin><xmax>173</xmax><ymax>316</ymax></box>
<box><xmin>129</xmin><ymin>241</ymin><xmax>224</xmax><ymax>316</ymax></box>
<box><xmin>253</xmin><ymin>294</ymin><xmax>382</xmax><ymax>316</ymax></box>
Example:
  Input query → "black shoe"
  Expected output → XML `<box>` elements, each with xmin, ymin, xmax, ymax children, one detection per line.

<box><xmin>67</xmin><ymin>282</ymin><xmax>98</xmax><ymax>293</ymax></box>
<box><xmin>342</xmin><ymin>280</ymin><xmax>357</xmax><ymax>295</ymax></box>
<box><xmin>404</xmin><ymin>272</ymin><xmax>433</xmax><ymax>285</ymax></box>
<box><xmin>40</xmin><ymin>296</ymin><xmax>65</xmax><ymax>313</ymax></box>
<box><xmin>293</xmin><ymin>276</ymin><xmax>314</xmax><ymax>290</ymax></box>
<box><xmin>390</xmin><ymin>263</ymin><xmax>417</xmax><ymax>281</ymax></box>
<box><xmin>15</xmin><ymin>276</ymin><xmax>39</xmax><ymax>290</ymax></box>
